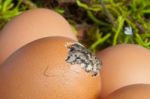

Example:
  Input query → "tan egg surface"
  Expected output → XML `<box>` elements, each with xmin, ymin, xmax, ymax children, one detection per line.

<box><xmin>0</xmin><ymin>8</ymin><xmax>77</xmax><ymax>64</ymax></box>
<box><xmin>0</xmin><ymin>37</ymin><xmax>100</xmax><ymax>99</ymax></box>
<box><xmin>104</xmin><ymin>84</ymin><xmax>150</xmax><ymax>99</ymax></box>
<box><xmin>96</xmin><ymin>44</ymin><xmax>150</xmax><ymax>98</ymax></box>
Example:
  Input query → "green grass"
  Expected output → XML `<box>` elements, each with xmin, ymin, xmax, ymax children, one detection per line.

<box><xmin>0</xmin><ymin>0</ymin><xmax>150</xmax><ymax>52</ymax></box>
<box><xmin>0</xmin><ymin>0</ymin><xmax>36</xmax><ymax>29</ymax></box>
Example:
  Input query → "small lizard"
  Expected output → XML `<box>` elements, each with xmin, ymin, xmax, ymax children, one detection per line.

<box><xmin>65</xmin><ymin>42</ymin><xmax>102</xmax><ymax>76</ymax></box>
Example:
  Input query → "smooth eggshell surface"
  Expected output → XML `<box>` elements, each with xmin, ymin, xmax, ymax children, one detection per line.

<box><xmin>0</xmin><ymin>37</ymin><xmax>100</xmax><ymax>99</ymax></box>
<box><xmin>104</xmin><ymin>84</ymin><xmax>150</xmax><ymax>99</ymax></box>
<box><xmin>96</xmin><ymin>44</ymin><xmax>150</xmax><ymax>98</ymax></box>
<box><xmin>0</xmin><ymin>8</ymin><xmax>77</xmax><ymax>64</ymax></box>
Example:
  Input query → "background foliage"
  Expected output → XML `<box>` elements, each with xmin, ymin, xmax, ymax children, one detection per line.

<box><xmin>0</xmin><ymin>0</ymin><xmax>150</xmax><ymax>52</ymax></box>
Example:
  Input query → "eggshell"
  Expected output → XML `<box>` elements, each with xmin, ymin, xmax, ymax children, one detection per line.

<box><xmin>104</xmin><ymin>84</ymin><xmax>150</xmax><ymax>99</ymax></box>
<box><xmin>0</xmin><ymin>37</ymin><xmax>100</xmax><ymax>99</ymax></box>
<box><xmin>96</xmin><ymin>44</ymin><xmax>150</xmax><ymax>98</ymax></box>
<box><xmin>0</xmin><ymin>8</ymin><xmax>77</xmax><ymax>64</ymax></box>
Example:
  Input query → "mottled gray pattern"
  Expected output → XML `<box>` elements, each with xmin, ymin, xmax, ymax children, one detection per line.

<box><xmin>65</xmin><ymin>42</ymin><xmax>102</xmax><ymax>76</ymax></box>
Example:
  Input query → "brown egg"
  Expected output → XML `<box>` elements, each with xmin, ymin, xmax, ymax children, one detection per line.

<box><xmin>0</xmin><ymin>8</ymin><xmax>77</xmax><ymax>64</ymax></box>
<box><xmin>104</xmin><ymin>84</ymin><xmax>150</xmax><ymax>99</ymax></box>
<box><xmin>0</xmin><ymin>37</ymin><xmax>101</xmax><ymax>99</ymax></box>
<box><xmin>96</xmin><ymin>44</ymin><xmax>150</xmax><ymax>98</ymax></box>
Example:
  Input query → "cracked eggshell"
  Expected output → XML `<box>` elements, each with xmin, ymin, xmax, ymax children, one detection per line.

<box><xmin>96</xmin><ymin>44</ymin><xmax>150</xmax><ymax>98</ymax></box>
<box><xmin>104</xmin><ymin>84</ymin><xmax>150</xmax><ymax>99</ymax></box>
<box><xmin>0</xmin><ymin>8</ymin><xmax>77</xmax><ymax>64</ymax></box>
<box><xmin>0</xmin><ymin>37</ymin><xmax>101</xmax><ymax>99</ymax></box>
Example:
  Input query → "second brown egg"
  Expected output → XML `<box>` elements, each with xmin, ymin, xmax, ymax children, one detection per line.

<box><xmin>97</xmin><ymin>44</ymin><xmax>150</xmax><ymax>98</ymax></box>
<box><xmin>0</xmin><ymin>8</ymin><xmax>77</xmax><ymax>64</ymax></box>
